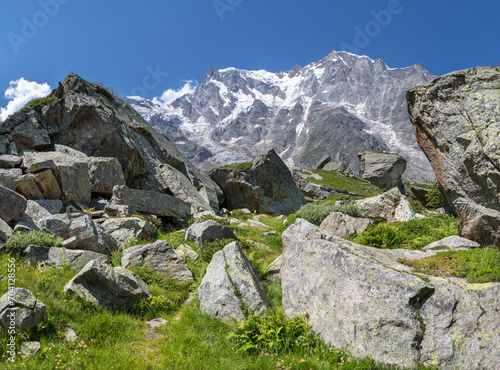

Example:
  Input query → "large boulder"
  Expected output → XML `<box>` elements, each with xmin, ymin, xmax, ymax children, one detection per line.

<box><xmin>358</xmin><ymin>150</ymin><xmax>407</xmax><ymax>190</ymax></box>
<box><xmin>422</xmin><ymin>235</ymin><xmax>480</xmax><ymax>251</ymax></box>
<box><xmin>356</xmin><ymin>187</ymin><xmax>416</xmax><ymax>222</ymax></box>
<box><xmin>88</xmin><ymin>157</ymin><xmax>125</xmax><ymax>197</ymax></box>
<box><xmin>121</xmin><ymin>240</ymin><xmax>193</xmax><ymax>282</ymax></box>
<box><xmin>198</xmin><ymin>241</ymin><xmax>269</xmax><ymax>322</ymax></box>
<box><xmin>0</xmin><ymin>288</ymin><xmax>47</xmax><ymax>331</ymax></box>
<box><xmin>39</xmin><ymin>213</ymin><xmax>117</xmax><ymax>255</ymax></box>
<box><xmin>22</xmin><ymin>151</ymin><xmax>90</xmax><ymax>204</ymax></box>
<box><xmin>110</xmin><ymin>185</ymin><xmax>191</xmax><ymax>219</ymax></box>
<box><xmin>282</xmin><ymin>219</ymin><xmax>500</xmax><ymax>369</ymax></box>
<box><xmin>455</xmin><ymin>198</ymin><xmax>500</xmax><ymax>246</ymax></box>
<box><xmin>24</xmin><ymin>246</ymin><xmax>110</xmax><ymax>271</ymax></box>
<box><xmin>185</xmin><ymin>220</ymin><xmax>237</xmax><ymax>247</ymax></box>
<box><xmin>0</xmin><ymin>184</ymin><xmax>27</xmax><ymax>223</ymax></box>
<box><xmin>101</xmin><ymin>217</ymin><xmax>157</xmax><ymax>247</ymax></box>
<box><xmin>63</xmin><ymin>260</ymin><xmax>150</xmax><ymax>309</ymax></box>
<box><xmin>209</xmin><ymin>149</ymin><xmax>306</xmax><ymax>216</ymax></box>
<box><xmin>319</xmin><ymin>212</ymin><xmax>370</xmax><ymax>238</ymax></box>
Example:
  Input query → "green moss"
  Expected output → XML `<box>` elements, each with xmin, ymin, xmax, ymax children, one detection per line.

<box><xmin>220</xmin><ymin>161</ymin><xmax>253</xmax><ymax>171</ymax></box>
<box><xmin>305</xmin><ymin>170</ymin><xmax>383</xmax><ymax>198</ymax></box>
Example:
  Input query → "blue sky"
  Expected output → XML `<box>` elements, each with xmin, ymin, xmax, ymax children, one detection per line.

<box><xmin>0</xmin><ymin>0</ymin><xmax>498</xmax><ymax>118</ymax></box>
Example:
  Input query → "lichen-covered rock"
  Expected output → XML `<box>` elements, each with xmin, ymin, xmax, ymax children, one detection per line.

<box><xmin>24</xmin><ymin>199</ymin><xmax>63</xmax><ymax>225</ymax></box>
<box><xmin>209</xmin><ymin>149</ymin><xmax>306</xmax><ymax>216</ymax></box>
<box><xmin>265</xmin><ymin>255</ymin><xmax>283</xmax><ymax>280</ymax></box>
<box><xmin>0</xmin><ymin>184</ymin><xmax>27</xmax><ymax>223</ymax></box>
<box><xmin>121</xmin><ymin>240</ymin><xmax>193</xmax><ymax>282</ymax></box>
<box><xmin>455</xmin><ymin>198</ymin><xmax>500</xmax><ymax>246</ymax></box>
<box><xmin>358</xmin><ymin>150</ymin><xmax>407</xmax><ymax>190</ymax></box>
<box><xmin>407</xmin><ymin>66</ymin><xmax>500</xmax><ymax>211</ymax></box>
<box><xmin>63</xmin><ymin>260</ymin><xmax>150</xmax><ymax>309</ymax></box>
<box><xmin>39</xmin><ymin>213</ymin><xmax>117</xmax><ymax>255</ymax></box>
<box><xmin>23</xmin><ymin>246</ymin><xmax>110</xmax><ymax>271</ymax></box>
<box><xmin>319</xmin><ymin>212</ymin><xmax>370</xmax><ymax>238</ymax></box>
<box><xmin>422</xmin><ymin>235</ymin><xmax>480</xmax><ymax>251</ymax></box>
<box><xmin>198</xmin><ymin>241</ymin><xmax>269</xmax><ymax>322</ymax></box>
<box><xmin>0</xmin><ymin>154</ymin><xmax>22</xmax><ymax>168</ymax></box>
<box><xmin>0</xmin><ymin>288</ymin><xmax>47</xmax><ymax>331</ymax></box>
<box><xmin>101</xmin><ymin>217</ymin><xmax>157</xmax><ymax>247</ymax></box>
<box><xmin>174</xmin><ymin>244</ymin><xmax>199</xmax><ymax>261</ymax></box>
<box><xmin>88</xmin><ymin>157</ymin><xmax>125</xmax><ymax>197</ymax></box>
<box><xmin>185</xmin><ymin>220</ymin><xmax>237</xmax><ymax>247</ymax></box>
<box><xmin>0</xmin><ymin>168</ymin><xmax>23</xmax><ymax>191</ymax></box>
<box><xmin>281</xmin><ymin>218</ymin><xmax>500</xmax><ymax>369</ymax></box>
<box><xmin>356</xmin><ymin>187</ymin><xmax>415</xmax><ymax>222</ymax></box>
<box><xmin>110</xmin><ymin>185</ymin><xmax>191</xmax><ymax>219</ymax></box>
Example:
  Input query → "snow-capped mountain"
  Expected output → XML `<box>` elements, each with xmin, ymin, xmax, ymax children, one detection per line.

<box><xmin>125</xmin><ymin>50</ymin><xmax>435</xmax><ymax>181</ymax></box>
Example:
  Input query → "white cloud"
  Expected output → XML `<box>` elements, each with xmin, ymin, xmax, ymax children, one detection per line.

<box><xmin>152</xmin><ymin>80</ymin><xmax>198</xmax><ymax>107</ymax></box>
<box><xmin>0</xmin><ymin>78</ymin><xmax>52</xmax><ymax>121</ymax></box>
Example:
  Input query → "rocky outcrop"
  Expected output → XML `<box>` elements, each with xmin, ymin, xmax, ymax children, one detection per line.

<box><xmin>110</xmin><ymin>185</ymin><xmax>192</xmax><ymax>219</ymax></box>
<box><xmin>358</xmin><ymin>150</ymin><xmax>407</xmax><ymax>190</ymax></box>
<box><xmin>63</xmin><ymin>260</ymin><xmax>150</xmax><ymax>309</ymax></box>
<box><xmin>356</xmin><ymin>187</ymin><xmax>415</xmax><ymax>222</ymax></box>
<box><xmin>88</xmin><ymin>157</ymin><xmax>125</xmax><ymax>197</ymax></box>
<box><xmin>319</xmin><ymin>212</ymin><xmax>370</xmax><ymax>238</ymax></box>
<box><xmin>292</xmin><ymin>170</ymin><xmax>337</xmax><ymax>200</ymax></box>
<box><xmin>282</xmin><ymin>219</ymin><xmax>500</xmax><ymax>369</ymax></box>
<box><xmin>198</xmin><ymin>241</ymin><xmax>269</xmax><ymax>322</ymax></box>
<box><xmin>101</xmin><ymin>217</ymin><xmax>157</xmax><ymax>247</ymax></box>
<box><xmin>0</xmin><ymin>184</ymin><xmax>27</xmax><ymax>223</ymax></box>
<box><xmin>0</xmin><ymin>288</ymin><xmax>47</xmax><ymax>331</ymax></box>
<box><xmin>455</xmin><ymin>198</ymin><xmax>500</xmax><ymax>246</ymax></box>
<box><xmin>209</xmin><ymin>149</ymin><xmax>306</xmax><ymax>215</ymax></box>
<box><xmin>185</xmin><ymin>220</ymin><xmax>237</xmax><ymax>247</ymax></box>
<box><xmin>39</xmin><ymin>213</ymin><xmax>117</xmax><ymax>255</ymax></box>
<box><xmin>121</xmin><ymin>241</ymin><xmax>193</xmax><ymax>282</ymax></box>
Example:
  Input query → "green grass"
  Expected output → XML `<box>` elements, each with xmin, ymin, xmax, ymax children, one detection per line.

<box><xmin>304</xmin><ymin>170</ymin><xmax>383</xmax><ymax>198</ymax></box>
<box><xmin>5</xmin><ymin>231</ymin><xmax>63</xmax><ymax>252</ymax></box>
<box><xmin>349</xmin><ymin>215</ymin><xmax>458</xmax><ymax>250</ymax></box>
<box><xmin>398</xmin><ymin>247</ymin><xmax>500</xmax><ymax>283</ymax></box>
<box><xmin>220</xmin><ymin>161</ymin><xmax>253</xmax><ymax>171</ymax></box>
<box><xmin>296</xmin><ymin>201</ymin><xmax>361</xmax><ymax>226</ymax></box>
<box><xmin>25</xmin><ymin>95</ymin><xmax>58</xmax><ymax>111</ymax></box>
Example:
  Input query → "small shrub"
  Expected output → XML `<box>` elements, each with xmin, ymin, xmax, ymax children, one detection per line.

<box><xmin>425</xmin><ymin>181</ymin><xmax>445</xmax><ymax>209</ymax></box>
<box><xmin>296</xmin><ymin>201</ymin><xmax>360</xmax><ymax>226</ymax></box>
<box><xmin>196</xmin><ymin>214</ymin><xmax>230</xmax><ymax>226</ymax></box>
<box><xmin>5</xmin><ymin>231</ymin><xmax>62</xmax><ymax>252</ymax></box>
<box><xmin>25</xmin><ymin>95</ymin><xmax>58</xmax><ymax>111</ymax></box>
<box><xmin>199</xmin><ymin>238</ymin><xmax>236</xmax><ymax>263</ymax></box>
<box><xmin>220</xmin><ymin>161</ymin><xmax>253</xmax><ymax>171</ymax></box>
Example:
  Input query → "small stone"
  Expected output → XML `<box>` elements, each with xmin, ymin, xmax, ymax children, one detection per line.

<box><xmin>64</xmin><ymin>328</ymin><xmax>78</xmax><ymax>343</ymax></box>
<box><xmin>20</xmin><ymin>341</ymin><xmax>41</xmax><ymax>357</ymax></box>
<box><xmin>146</xmin><ymin>318</ymin><xmax>167</xmax><ymax>330</ymax></box>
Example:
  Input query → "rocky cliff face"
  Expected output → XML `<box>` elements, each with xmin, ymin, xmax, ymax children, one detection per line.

<box><xmin>126</xmin><ymin>50</ymin><xmax>435</xmax><ymax>181</ymax></box>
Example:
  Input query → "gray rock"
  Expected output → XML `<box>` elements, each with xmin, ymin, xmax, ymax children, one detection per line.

<box><xmin>455</xmin><ymin>198</ymin><xmax>500</xmax><ymax>246</ymax></box>
<box><xmin>146</xmin><ymin>318</ymin><xmax>167</xmax><ymax>330</ymax></box>
<box><xmin>32</xmin><ymin>170</ymin><xmax>62</xmax><ymax>199</ymax></box>
<box><xmin>88</xmin><ymin>157</ymin><xmax>125</xmax><ymax>197</ymax></box>
<box><xmin>281</xmin><ymin>218</ymin><xmax>500</xmax><ymax>369</ymax></box>
<box><xmin>39</xmin><ymin>213</ymin><xmax>117</xmax><ymax>255</ymax></box>
<box><xmin>0</xmin><ymin>218</ymin><xmax>13</xmax><ymax>243</ymax></box>
<box><xmin>110</xmin><ymin>185</ymin><xmax>191</xmax><ymax>219</ymax></box>
<box><xmin>408</xmin><ymin>66</ymin><xmax>500</xmax><ymax>211</ymax></box>
<box><xmin>422</xmin><ymin>235</ymin><xmax>480</xmax><ymax>251</ymax></box>
<box><xmin>121</xmin><ymin>240</ymin><xmax>193</xmax><ymax>282</ymax></box>
<box><xmin>315</xmin><ymin>155</ymin><xmax>332</xmax><ymax>170</ymax></box>
<box><xmin>358</xmin><ymin>150</ymin><xmax>407</xmax><ymax>190</ymax></box>
<box><xmin>20</xmin><ymin>341</ymin><xmax>41</xmax><ymax>357</ymax></box>
<box><xmin>265</xmin><ymin>255</ymin><xmax>283</xmax><ymax>280</ymax></box>
<box><xmin>0</xmin><ymin>184</ymin><xmax>27</xmax><ymax>223</ymax></box>
<box><xmin>262</xmin><ymin>231</ymin><xmax>277</xmax><ymax>237</ymax></box>
<box><xmin>63</xmin><ymin>260</ymin><xmax>150</xmax><ymax>309</ymax></box>
<box><xmin>198</xmin><ymin>241</ymin><xmax>269</xmax><ymax>322</ymax></box>
<box><xmin>101</xmin><ymin>217</ymin><xmax>157</xmax><ymax>247</ymax></box>
<box><xmin>25</xmin><ymin>199</ymin><xmax>63</xmax><ymax>225</ymax></box>
<box><xmin>23</xmin><ymin>151</ymin><xmax>91</xmax><ymax>204</ymax></box>
<box><xmin>174</xmin><ymin>244</ymin><xmax>199</xmax><ymax>261</ymax></box>
<box><xmin>0</xmin><ymin>168</ymin><xmax>23</xmax><ymax>190</ymax></box>
<box><xmin>104</xmin><ymin>203</ymin><xmax>130</xmax><ymax>218</ymax></box>
<box><xmin>209</xmin><ymin>149</ymin><xmax>306</xmax><ymax>216</ymax></box>
<box><xmin>293</xmin><ymin>170</ymin><xmax>337</xmax><ymax>200</ymax></box>
<box><xmin>23</xmin><ymin>245</ymin><xmax>110</xmax><ymax>271</ymax></box>
<box><xmin>15</xmin><ymin>174</ymin><xmax>44</xmax><ymax>199</ymax></box>
<box><xmin>356</xmin><ymin>187</ymin><xmax>415</xmax><ymax>222</ymax></box>
<box><xmin>0</xmin><ymin>154</ymin><xmax>22</xmax><ymax>168</ymax></box>
<box><xmin>0</xmin><ymin>110</ymin><xmax>51</xmax><ymax>151</ymax></box>
<box><xmin>185</xmin><ymin>220</ymin><xmax>237</xmax><ymax>247</ymax></box>
<box><xmin>319</xmin><ymin>212</ymin><xmax>370</xmax><ymax>238</ymax></box>
<box><xmin>64</xmin><ymin>328</ymin><xmax>78</xmax><ymax>342</ymax></box>
<box><xmin>0</xmin><ymin>288</ymin><xmax>48</xmax><ymax>331</ymax></box>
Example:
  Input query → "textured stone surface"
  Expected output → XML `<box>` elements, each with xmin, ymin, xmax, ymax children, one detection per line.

<box><xmin>198</xmin><ymin>241</ymin><xmax>269</xmax><ymax>322</ymax></box>
<box><xmin>0</xmin><ymin>184</ymin><xmax>27</xmax><ymax>223</ymax></box>
<box><xmin>110</xmin><ymin>185</ymin><xmax>191</xmax><ymax>219</ymax></box>
<box><xmin>185</xmin><ymin>220</ymin><xmax>237</xmax><ymax>247</ymax></box>
<box><xmin>265</xmin><ymin>255</ymin><xmax>283</xmax><ymax>280</ymax></box>
<box><xmin>210</xmin><ymin>149</ymin><xmax>306</xmax><ymax>216</ymax></box>
<box><xmin>15</xmin><ymin>174</ymin><xmax>44</xmax><ymax>199</ymax></box>
<box><xmin>88</xmin><ymin>157</ymin><xmax>125</xmax><ymax>197</ymax></box>
<box><xmin>24</xmin><ymin>246</ymin><xmax>110</xmax><ymax>271</ymax></box>
<box><xmin>356</xmin><ymin>187</ymin><xmax>416</xmax><ymax>222</ymax></box>
<box><xmin>0</xmin><ymin>218</ymin><xmax>13</xmax><ymax>243</ymax></box>
<box><xmin>0</xmin><ymin>168</ymin><xmax>23</xmax><ymax>190</ymax></box>
<box><xmin>319</xmin><ymin>212</ymin><xmax>370</xmax><ymax>238</ymax></box>
<box><xmin>292</xmin><ymin>170</ymin><xmax>337</xmax><ymax>200</ymax></box>
<box><xmin>121</xmin><ymin>240</ymin><xmax>193</xmax><ymax>282</ymax></box>
<box><xmin>63</xmin><ymin>260</ymin><xmax>150</xmax><ymax>308</ymax></box>
<box><xmin>25</xmin><ymin>199</ymin><xmax>63</xmax><ymax>224</ymax></box>
<box><xmin>0</xmin><ymin>154</ymin><xmax>22</xmax><ymax>168</ymax></box>
<box><xmin>455</xmin><ymin>198</ymin><xmax>500</xmax><ymax>246</ymax></box>
<box><xmin>358</xmin><ymin>150</ymin><xmax>407</xmax><ymax>190</ymax></box>
<box><xmin>0</xmin><ymin>288</ymin><xmax>47</xmax><ymax>331</ymax></box>
<box><xmin>282</xmin><ymin>219</ymin><xmax>500</xmax><ymax>369</ymax></box>
<box><xmin>20</xmin><ymin>341</ymin><xmax>41</xmax><ymax>356</ymax></box>
<box><xmin>407</xmin><ymin>66</ymin><xmax>500</xmax><ymax>210</ymax></box>
<box><xmin>23</xmin><ymin>151</ymin><xmax>91</xmax><ymax>204</ymax></box>
<box><xmin>422</xmin><ymin>235</ymin><xmax>480</xmax><ymax>251</ymax></box>
<box><xmin>174</xmin><ymin>244</ymin><xmax>199</xmax><ymax>261</ymax></box>
<box><xmin>39</xmin><ymin>213</ymin><xmax>117</xmax><ymax>255</ymax></box>
<box><xmin>101</xmin><ymin>217</ymin><xmax>157</xmax><ymax>247</ymax></box>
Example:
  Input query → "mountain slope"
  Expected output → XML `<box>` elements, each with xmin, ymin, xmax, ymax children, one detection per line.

<box><xmin>126</xmin><ymin>50</ymin><xmax>435</xmax><ymax>181</ymax></box>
